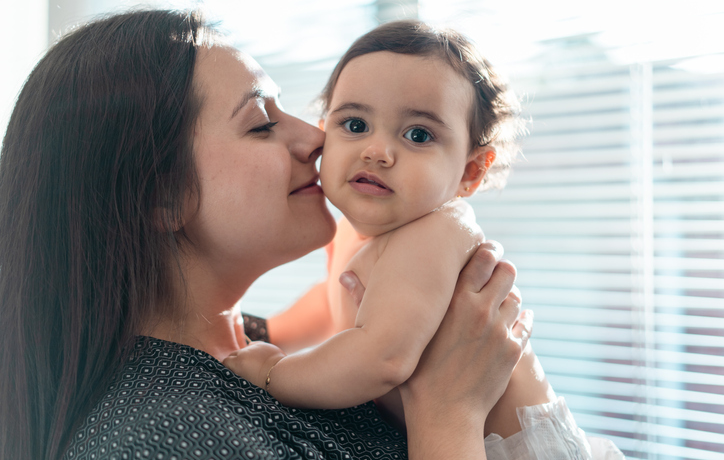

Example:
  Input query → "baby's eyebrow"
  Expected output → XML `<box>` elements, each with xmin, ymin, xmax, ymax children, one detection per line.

<box><xmin>329</xmin><ymin>102</ymin><xmax>372</xmax><ymax>115</ymax></box>
<box><xmin>401</xmin><ymin>108</ymin><xmax>451</xmax><ymax>130</ymax></box>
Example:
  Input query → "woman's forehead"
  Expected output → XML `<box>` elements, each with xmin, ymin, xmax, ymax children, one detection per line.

<box><xmin>194</xmin><ymin>46</ymin><xmax>278</xmax><ymax>115</ymax></box>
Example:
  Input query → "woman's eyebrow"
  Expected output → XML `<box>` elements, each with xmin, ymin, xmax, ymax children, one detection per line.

<box><xmin>329</xmin><ymin>102</ymin><xmax>372</xmax><ymax>116</ymax></box>
<box><xmin>230</xmin><ymin>89</ymin><xmax>265</xmax><ymax>120</ymax></box>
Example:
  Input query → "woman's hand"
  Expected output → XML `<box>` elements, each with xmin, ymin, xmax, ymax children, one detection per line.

<box><xmin>397</xmin><ymin>241</ymin><xmax>532</xmax><ymax>459</ymax></box>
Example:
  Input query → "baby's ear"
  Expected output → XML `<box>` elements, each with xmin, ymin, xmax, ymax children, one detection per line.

<box><xmin>457</xmin><ymin>147</ymin><xmax>496</xmax><ymax>197</ymax></box>
<box><xmin>318</xmin><ymin>119</ymin><xmax>325</xmax><ymax>131</ymax></box>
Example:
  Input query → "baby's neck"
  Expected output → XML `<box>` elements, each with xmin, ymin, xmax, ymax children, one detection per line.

<box><xmin>345</xmin><ymin>197</ymin><xmax>460</xmax><ymax>239</ymax></box>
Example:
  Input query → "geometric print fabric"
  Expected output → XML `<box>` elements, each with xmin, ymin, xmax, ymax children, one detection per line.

<box><xmin>63</xmin><ymin>337</ymin><xmax>407</xmax><ymax>460</ymax></box>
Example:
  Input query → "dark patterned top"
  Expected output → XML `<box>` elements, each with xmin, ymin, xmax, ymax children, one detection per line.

<box><xmin>63</xmin><ymin>337</ymin><xmax>407</xmax><ymax>460</ymax></box>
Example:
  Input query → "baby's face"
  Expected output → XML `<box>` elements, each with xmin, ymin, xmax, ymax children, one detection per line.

<box><xmin>320</xmin><ymin>51</ymin><xmax>475</xmax><ymax>237</ymax></box>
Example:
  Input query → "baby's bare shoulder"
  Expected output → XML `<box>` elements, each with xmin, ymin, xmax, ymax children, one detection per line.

<box><xmin>386</xmin><ymin>200</ymin><xmax>483</xmax><ymax>258</ymax></box>
<box><xmin>399</xmin><ymin>199</ymin><xmax>481</xmax><ymax>237</ymax></box>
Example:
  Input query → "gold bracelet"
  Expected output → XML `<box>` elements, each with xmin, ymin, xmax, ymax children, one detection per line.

<box><xmin>264</xmin><ymin>359</ymin><xmax>282</xmax><ymax>391</ymax></box>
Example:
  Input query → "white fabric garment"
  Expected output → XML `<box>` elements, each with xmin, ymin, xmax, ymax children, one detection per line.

<box><xmin>484</xmin><ymin>397</ymin><xmax>625</xmax><ymax>460</ymax></box>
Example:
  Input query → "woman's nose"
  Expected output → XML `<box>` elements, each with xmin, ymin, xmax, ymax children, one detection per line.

<box><xmin>289</xmin><ymin>115</ymin><xmax>325</xmax><ymax>164</ymax></box>
<box><xmin>360</xmin><ymin>140</ymin><xmax>394</xmax><ymax>166</ymax></box>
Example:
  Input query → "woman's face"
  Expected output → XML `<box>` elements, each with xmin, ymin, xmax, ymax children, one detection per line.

<box><xmin>185</xmin><ymin>46</ymin><xmax>335</xmax><ymax>283</ymax></box>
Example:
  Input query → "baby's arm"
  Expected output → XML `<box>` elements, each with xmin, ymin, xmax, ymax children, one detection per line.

<box><xmin>227</xmin><ymin>200</ymin><xmax>482</xmax><ymax>408</ymax></box>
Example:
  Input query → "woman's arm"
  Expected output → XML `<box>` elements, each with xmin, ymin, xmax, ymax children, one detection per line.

<box><xmin>400</xmin><ymin>241</ymin><xmax>532</xmax><ymax>460</ymax></box>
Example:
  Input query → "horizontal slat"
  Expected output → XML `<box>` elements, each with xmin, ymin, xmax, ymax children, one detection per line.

<box><xmin>519</xmin><ymin>74</ymin><xmax>631</xmax><ymax>100</ymax></box>
<box><xmin>534</xmin><ymin>323</ymin><xmax>724</xmax><ymax>348</ymax></box>
<box><xmin>565</xmin><ymin>394</ymin><xmax>724</xmax><ymax>426</ymax></box>
<box><xmin>518</xmin><ymin>270</ymin><xmax>634</xmax><ymax>289</ymax></box>
<box><xmin>548</xmin><ymin>374</ymin><xmax>721</xmax><ymax>406</ymax></box>
<box><xmin>652</xmin><ymin>311</ymin><xmax>724</xmax><ymax>329</ymax></box>
<box><xmin>654</xmin><ymin>142</ymin><xmax>724</xmax><ymax>160</ymax></box>
<box><xmin>475</xmin><ymin>218</ymin><xmax>724</xmax><ymax>237</ymax></box>
<box><xmin>511</xmin><ymin>64</ymin><xmax>630</xmax><ymax>90</ymax></box>
<box><xmin>474</xmin><ymin>181</ymin><xmax>724</xmax><ymax>202</ymax></box>
<box><xmin>525</xmin><ymin>124</ymin><xmax>724</xmax><ymax>152</ymax></box>
<box><xmin>520</xmin><ymin>287</ymin><xmax>724</xmax><ymax>309</ymax></box>
<box><xmin>653</xmin><ymin>293</ymin><xmax>724</xmax><ymax>311</ymax></box>
<box><xmin>510</xmin><ymin>142</ymin><xmax>724</xmax><ymax>165</ymax></box>
<box><xmin>527</xmin><ymin>94</ymin><xmax>630</xmax><ymax>118</ymax></box>
<box><xmin>527</xmin><ymin>104</ymin><xmax>724</xmax><ymax>137</ymax></box>
<box><xmin>534</xmin><ymin>337</ymin><xmax>724</xmax><ymax>370</ymax></box>
<box><xmin>523</xmin><ymin>129</ymin><xmax>631</xmax><ymax>151</ymax></box>
<box><xmin>653</xmin><ymin>124</ymin><xmax>724</xmax><ymax>143</ymax></box>
<box><xmin>653</xmin><ymin>83</ymin><xmax>724</xmax><ymax>106</ymax></box>
<box><xmin>543</xmin><ymin>356</ymin><xmax>724</xmax><ymax>385</ymax></box>
<box><xmin>477</xmin><ymin>204</ymin><xmax>634</xmax><ymax>219</ymax></box>
<box><xmin>654</xmin><ymin>105</ymin><xmax>724</xmax><ymax>124</ymax></box>
<box><xmin>475</xmin><ymin>218</ymin><xmax>636</xmax><ymax>236</ymax></box>
<box><xmin>528</xmin><ymin>111</ymin><xmax>630</xmax><ymax>134</ymax></box>
<box><xmin>535</xmin><ymin>306</ymin><xmax>724</xmax><ymax>333</ymax></box>
<box><xmin>514</xmin><ymin>146</ymin><xmax>631</xmax><ymax>166</ymax></box>
<box><xmin>503</xmin><ymin>163</ymin><xmax>724</xmax><ymax>184</ymax></box>
<box><xmin>653</xmin><ymin>66</ymin><xmax>724</xmax><ymax>86</ymax></box>
<box><xmin>496</xmin><ymin>236</ymin><xmax>724</xmax><ymax>252</ymax></box>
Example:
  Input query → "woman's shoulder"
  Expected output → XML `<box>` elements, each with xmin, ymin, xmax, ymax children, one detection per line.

<box><xmin>64</xmin><ymin>337</ymin><xmax>407</xmax><ymax>460</ymax></box>
<box><xmin>63</xmin><ymin>337</ymin><xmax>261</xmax><ymax>459</ymax></box>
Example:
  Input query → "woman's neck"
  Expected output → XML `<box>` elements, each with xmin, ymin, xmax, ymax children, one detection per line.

<box><xmin>143</xmin><ymin>256</ymin><xmax>253</xmax><ymax>361</ymax></box>
<box><xmin>144</xmin><ymin>307</ymin><xmax>246</xmax><ymax>361</ymax></box>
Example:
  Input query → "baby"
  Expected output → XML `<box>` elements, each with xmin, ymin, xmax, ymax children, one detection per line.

<box><xmin>226</xmin><ymin>20</ymin><xmax>624</xmax><ymax>458</ymax></box>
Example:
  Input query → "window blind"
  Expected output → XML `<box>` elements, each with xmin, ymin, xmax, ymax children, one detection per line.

<box><xmin>468</xmin><ymin>35</ymin><xmax>724</xmax><ymax>458</ymax></box>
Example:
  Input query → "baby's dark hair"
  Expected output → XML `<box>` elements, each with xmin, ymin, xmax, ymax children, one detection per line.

<box><xmin>319</xmin><ymin>20</ymin><xmax>525</xmax><ymax>190</ymax></box>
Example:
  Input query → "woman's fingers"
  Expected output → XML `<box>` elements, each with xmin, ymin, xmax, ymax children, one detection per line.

<box><xmin>339</xmin><ymin>271</ymin><xmax>365</xmax><ymax>307</ymax></box>
<box><xmin>498</xmin><ymin>282</ymin><xmax>521</xmax><ymax>328</ymax></box>
<box><xmin>480</xmin><ymin>258</ymin><xmax>518</xmax><ymax>321</ymax></box>
<box><xmin>512</xmin><ymin>309</ymin><xmax>534</xmax><ymax>349</ymax></box>
<box><xmin>457</xmin><ymin>241</ymin><xmax>504</xmax><ymax>293</ymax></box>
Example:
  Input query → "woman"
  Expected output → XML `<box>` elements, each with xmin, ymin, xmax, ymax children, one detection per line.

<box><xmin>0</xmin><ymin>10</ymin><xmax>529</xmax><ymax>460</ymax></box>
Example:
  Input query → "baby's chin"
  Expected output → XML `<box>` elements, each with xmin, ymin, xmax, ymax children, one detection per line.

<box><xmin>343</xmin><ymin>214</ymin><xmax>396</xmax><ymax>239</ymax></box>
<box><xmin>343</xmin><ymin>211</ymin><xmax>426</xmax><ymax>239</ymax></box>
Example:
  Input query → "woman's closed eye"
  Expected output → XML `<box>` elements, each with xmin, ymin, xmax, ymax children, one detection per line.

<box><xmin>341</xmin><ymin>118</ymin><xmax>368</xmax><ymax>134</ymax></box>
<box><xmin>403</xmin><ymin>127</ymin><xmax>433</xmax><ymax>143</ymax></box>
<box><xmin>249</xmin><ymin>121</ymin><xmax>278</xmax><ymax>135</ymax></box>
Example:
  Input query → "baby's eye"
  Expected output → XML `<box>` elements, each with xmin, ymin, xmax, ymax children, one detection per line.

<box><xmin>404</xmin><ymin>127</ymin><xmax>432</xmax><ymax>143</ymax></box>
<box><xmin>343</xmin><ymin>118</ymin><xmax>368</xmax><ymax>133</ymax></box>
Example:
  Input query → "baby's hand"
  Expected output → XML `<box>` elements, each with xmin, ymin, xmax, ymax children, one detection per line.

<box><xmin>223</xmin><ymin>342</ymin><xmax>286</xmax><ymax>390</ymax></box>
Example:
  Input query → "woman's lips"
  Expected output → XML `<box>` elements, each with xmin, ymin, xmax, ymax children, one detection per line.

<box><xmin>290</xmin><ymin>180</ymin><xmax>324</xmax><ymax>195</ymax></box>
<box><xmin>349</xmin><ymin>172</ymin><xmax>393</xmax><ymax>196</ymax></box>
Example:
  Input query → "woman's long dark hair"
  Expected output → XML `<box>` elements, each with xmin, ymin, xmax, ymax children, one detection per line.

<box><xmin>0</xmin><ymin>10</ymin><xmax>212</xmax><ymax>459</ymax></box>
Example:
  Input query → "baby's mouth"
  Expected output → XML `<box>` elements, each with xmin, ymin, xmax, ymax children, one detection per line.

<box><xmin>356</xmin><ymin>177</ymin><xmax>387</xmax><ymax>190</ymax></box>
<box><xmin>350</xmin><ymin>172</ymin><xmax>392</xmax><ymax>192</ymax></box>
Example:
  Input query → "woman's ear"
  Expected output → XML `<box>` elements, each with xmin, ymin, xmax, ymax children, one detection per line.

<box><xmin>153</xmin><ymin>207</ymin><xmax>183</xmax><ymax>233</ymax></box>
<box><xmin>153</xmin><ymin>188</ymin><xmax>197</xmax><ymax>233</ymax></box>
<box><xmin>457</xmin><ymin>147</ymin><xmax>496</xmax><ymax>197</ymax></box>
